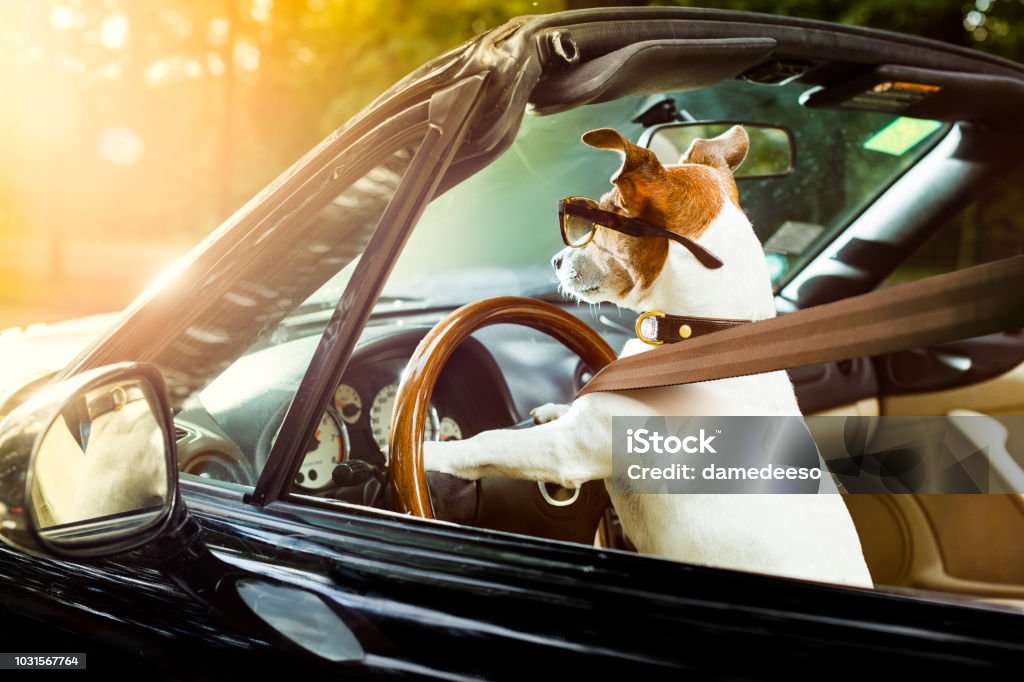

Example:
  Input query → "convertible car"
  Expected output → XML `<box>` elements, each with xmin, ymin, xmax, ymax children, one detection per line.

<box><xmin>1</xmin><ymin>6</ymin><xmax>1023</xmax><ymax>678</ymax></box>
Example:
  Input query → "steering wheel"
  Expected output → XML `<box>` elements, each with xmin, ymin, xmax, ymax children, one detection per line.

<box><xmin>389</xmin><ymin>296</ymin><xmax>618</xmax><ymax>517</ymax></box>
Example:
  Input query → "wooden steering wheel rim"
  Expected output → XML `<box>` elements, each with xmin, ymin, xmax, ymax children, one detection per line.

<box><xmin>388</xmin><ymin>296</ymin><xmax>618</xmax><ymax>518</ymax></box>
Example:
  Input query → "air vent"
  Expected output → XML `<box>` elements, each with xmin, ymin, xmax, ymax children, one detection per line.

<box><xmin>174</xmin><ymin>426</ymin><xmax>190</xmax><ymax>442</ymax></box>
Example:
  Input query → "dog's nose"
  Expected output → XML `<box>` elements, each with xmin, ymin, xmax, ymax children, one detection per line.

<box><xmin>551</xmin><ymin>253</ymin><xmax>564</xmax><ymax>270</ymax></box>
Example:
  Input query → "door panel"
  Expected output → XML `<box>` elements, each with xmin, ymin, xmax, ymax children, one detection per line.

<box><xmin>844</xmin><ymin>494</ymin><xmax>1024</xmax><ymax>603</ymax></box>
<box><xmin>811</xmin><ymin>398</ymin><xmax>879</xmax><ymax>417</ymax></box>
<box><xmin>789</xmin><ymin>357</ymin><xmax>878</xmax><ymax>414</ymax></box>
<box><xmin>915</xmin><ymin>495</ymin><xmax>1024</xmax><ymax>585</ymax></box>
<box><xmin>875</xmin><ymin>331</ymin><xmax>1024</xmax><ymax>398</ymax></box>
<box><xmin>880</xmin><ymin>360</ymin><xmax>1024</xmax><ymax>416</ymax></box>
<box><xmin>837</xmin><ymin>332</ymin><xmax>1024</xmax><ymax>602</ymax></box>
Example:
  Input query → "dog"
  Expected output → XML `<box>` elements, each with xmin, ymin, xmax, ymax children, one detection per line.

<box><xmin>424</xmin><ymin>126</ymin><xmax>873</xmax><ymax>588</ymax></box>
<box><xmin>33</xmin><ymin>384</ymin><xmax>168</xmax><ymax>526</ymax></box>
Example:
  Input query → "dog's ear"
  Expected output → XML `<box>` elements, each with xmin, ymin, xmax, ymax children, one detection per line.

<box><xmin>582</xmin><ymin>128</ymin><xmax>662</xmax><ymax>178</ymax></box>
<box><xmin>582</xmin><ymin>128</ymin><xmax>664</xmax><ymax>206</ymax></box>
<box><xmin>679</xmin><ymin>125</ymin><xmax>749</xmax><ymax>174</ymax></box>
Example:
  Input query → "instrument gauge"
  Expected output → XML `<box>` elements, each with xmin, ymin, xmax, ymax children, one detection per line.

<box><xmin>334</xmin><ymin>383</ymin><xmax>362</xmax><ymax>424</ymax></box>
<box><xmin>293</xmin><ymin>412</ymin><xmax>348</xmax><ymax>490</ymax></box>
<box><xmin>439</xmin><ymin>417</ymin><xmax>462</xmax><ymax>441</ymax></box>
<box><xmin>370</xmin><ymin>383</ymin><xmax>439</xmax><ymax>463</ymax></box>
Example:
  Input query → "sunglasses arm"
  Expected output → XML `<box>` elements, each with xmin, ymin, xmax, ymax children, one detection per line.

<box><xmin>560</xmin><ymin>201</ymin><xmax>724</xmax><ymax>269</ymax></box>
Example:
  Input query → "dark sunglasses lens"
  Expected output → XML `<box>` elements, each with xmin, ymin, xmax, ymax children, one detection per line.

<box><xmin>563</xmin><ymin>214</ymin><xmax>594</xmax><ymax>247</ymax></box>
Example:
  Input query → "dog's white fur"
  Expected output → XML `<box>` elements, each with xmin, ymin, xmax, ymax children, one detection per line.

<box><xmin>33</xmin><ymin>389</ymin><xmax>167</xmax><ymax>526</ymax></box>
<box><xmin>424</xmin><ymin>128</ymin><xmax>872</xmax><ymax>588</ymax></box>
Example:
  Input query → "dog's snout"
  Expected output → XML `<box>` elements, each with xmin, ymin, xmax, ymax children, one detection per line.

<box><xmin>551</xmin><ymin>253</ymin><xmax>564</xmax><ymax>270</ymax></box>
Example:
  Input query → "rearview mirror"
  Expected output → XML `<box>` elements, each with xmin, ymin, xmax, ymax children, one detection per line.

<box><xmin>640</xmin><ymin>122</ymin><xmax>795</xmax><ymax>178</ymax></box>
<box><xmin>0</xmin><ymin>364</ymin><xmax>179</xmax><ymax>558</ymax></box>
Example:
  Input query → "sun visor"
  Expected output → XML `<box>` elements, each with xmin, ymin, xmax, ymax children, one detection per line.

<box><xmin>529</xmin><ymin>38</ymin><xmax>777</xmax><ymax>115</ymax></box>
<box><xmin>801</xmin><ymin>65</ymin><xmax>1024</xmax><ymax>127</ymax></box>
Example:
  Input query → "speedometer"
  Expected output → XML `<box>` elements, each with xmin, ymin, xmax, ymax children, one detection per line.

<box><xmin>369</xmin><ymin>383</ymin><xmax>438</xmax><ymax>462</ymax></box>
<box><xmin>439</xmin><ymin>416</ymin><xmax>462</xmax><ymax>441</ymax></box>
<box><xmin>293</xmin><ymin>412</ymin><xmax>348</xmax><ymax>490</ymax></box>
<box><xmin>333</xmin><ymin>383</ymin><xmax>362</xmax><ymax>424</ymax></box>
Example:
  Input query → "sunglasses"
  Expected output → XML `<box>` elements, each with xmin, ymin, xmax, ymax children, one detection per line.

<box><xmin>558</xmin><ymin>197</ymin><xmax>724</xmax><ymax>269</ymax></box>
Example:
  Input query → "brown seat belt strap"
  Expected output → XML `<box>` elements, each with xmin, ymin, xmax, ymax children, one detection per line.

<box><xmin>578</xmin><ymin>255</ymin><xmax>1024</xmax><ymax>396</ymax></box>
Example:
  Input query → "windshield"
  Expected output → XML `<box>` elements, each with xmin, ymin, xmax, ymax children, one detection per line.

<box><xmin>375</xmin><ymin>79</ymin><xmax>945</xmax><ymax>305</ymax></box>
<box><xmin>172</xmin><ymin>77</ymin><xmax>947</xmax><ymax>472</ymax></box>
<box><xmin>149</xmin><ymin>130</ymin><xmax>425</xmax><ymax>405</ymax></box>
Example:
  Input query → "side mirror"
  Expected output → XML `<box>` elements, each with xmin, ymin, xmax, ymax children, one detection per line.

<box><xmin>0</xmin><ymin>363</ymin><xmax>179</xmax><ymax>559</ymax></box>
<box><xmin>0</xmin><ymin>365</ymin><xmax>350</xmax><ymax>656</ymax></box>
<box><xmin>639</xmin><ymin>121</ymin><xmax>795</xmax><ymax>178</ymax></box>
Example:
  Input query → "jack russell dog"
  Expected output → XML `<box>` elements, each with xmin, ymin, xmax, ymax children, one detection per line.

<box><xmin>424</xmin><ymin>126</ymin><xmax>873</xmax><ymax>588</ymax></box>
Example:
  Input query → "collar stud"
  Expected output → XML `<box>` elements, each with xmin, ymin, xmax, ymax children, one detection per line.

<box><xmin>636</xmin><ymin>312</ymin><xmax>750</xmax><ymax>345</ymax></box>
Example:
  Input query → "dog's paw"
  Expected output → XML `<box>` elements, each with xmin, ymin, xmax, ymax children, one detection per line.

<box><xmin>422</xmin><ymin>440</ymin><xmax>479</xmax><ymax>480</ymax></box>
<box><xmin>422</xmin><ymin>440</ymin><xmax>451</xmax><ymax>473</ymax></box>
<box><xmin>530</xmin><ymin>402</ymin><xmax>570</xmax><ymax>424</ymax></box>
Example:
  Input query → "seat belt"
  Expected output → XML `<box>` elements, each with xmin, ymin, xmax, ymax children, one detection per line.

<box><xmin>578</xmin><ymin>255</ymin><xmax>1024</xmax><ymax>396</ymax></box>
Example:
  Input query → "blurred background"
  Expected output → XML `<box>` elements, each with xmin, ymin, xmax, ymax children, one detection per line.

<box><xmin>1</xmin><ymin>0</ymin><xmax>1021</xmax><ymax>328</ymax></box>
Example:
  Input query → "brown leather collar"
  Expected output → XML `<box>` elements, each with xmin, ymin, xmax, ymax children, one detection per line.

<box><xmin>635</xmin><ymin>311</ymin><xmax>750</xmax><ymax>345</ymax></box>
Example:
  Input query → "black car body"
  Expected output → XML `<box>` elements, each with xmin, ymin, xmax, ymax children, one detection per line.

<box><xmin>2</xmin><ymin>7</ymin><xmax>1024</xmax><ymax>678</ymax></box>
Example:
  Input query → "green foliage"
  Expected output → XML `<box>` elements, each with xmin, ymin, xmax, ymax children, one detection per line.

<box><xmin>0</xmin><ymin>0</ymin><xmax>1019</xmax><ymax>248</ymax></box>
<box><xmin>653</xmin><ymin>0</ymin><xmax>1024</xmax><ymax>60</ymax></box>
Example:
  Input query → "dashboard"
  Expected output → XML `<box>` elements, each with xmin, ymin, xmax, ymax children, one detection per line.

<box><xmin>174</xmin><ymin>323</ymin><xmax>527</xmax><ymax>499</ymax></box>
<box><xmin>287</xmin><ymin>332</ymin><xmax>520</xmax><ymax>495</ymax></box>
<box><xmin>171</xmin><ymin>307</ymin><xmax>620</xmax><ymax>543</ymax></box>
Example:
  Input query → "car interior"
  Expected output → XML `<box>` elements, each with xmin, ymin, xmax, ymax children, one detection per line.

<box><xmin>156</xmin><ymin>28</ymin><xmax>1024</xmax><ymax>608</ymax></box>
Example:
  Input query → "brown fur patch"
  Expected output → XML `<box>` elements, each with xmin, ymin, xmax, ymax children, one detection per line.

<box><xmin>637</xmin><ymin>165</ymin><xmax>725</xmax><ymax>239</ymax></box>
<box><xmin>593</xmin><ymin>189</ymin><xmax>668</xmax><ymax>294</ymax></box>
<box><xmin>596</xmin><ymin>166</ymin><xmax>728</xmax><ymax>293</ymax></box>
<box><xmin>581</xmin><ymin>126</ymin><xmax>748</xmax><ymax>294</ymax></box>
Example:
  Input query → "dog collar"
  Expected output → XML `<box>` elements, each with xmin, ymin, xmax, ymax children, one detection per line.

<box><xmin>87</xmin><ymin>385</ymin><xmax>147</xmax><ymax>419</ymax></box>
<box><xmin>635</xmin><ymin>311</ymin><xmax>750</xmax><ymax>346</ymax></box>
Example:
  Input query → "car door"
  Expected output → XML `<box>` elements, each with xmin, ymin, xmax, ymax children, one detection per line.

<box><xmin>874</xmin><ymin>164</ymin><xmax>1024</xmax><ymax>419</ymax></box>
<box><xmin>812</xmin><ymin>164</ymin><xmax>1024</xmax><ymax>601</ymax></box>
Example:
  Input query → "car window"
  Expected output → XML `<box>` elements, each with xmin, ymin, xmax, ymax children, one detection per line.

<box><xmin>383</xmin><ymin>79</ymin><xmax>946</xmax><ymax>303</ymax></box>
<box><xmin>881</xmin><ymin>165</ymin><xmax>1024</xmax><ymax>287</ymax></box>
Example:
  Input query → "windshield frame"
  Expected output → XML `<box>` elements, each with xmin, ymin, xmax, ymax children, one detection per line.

<box><xmin>250</xmin><ymin>75</ymin><xmax>488</xmax><ymax>506</ymax></box>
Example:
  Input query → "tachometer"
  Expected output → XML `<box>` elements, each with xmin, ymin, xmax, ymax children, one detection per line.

<box><xmin>294</xmin><ymin>412</ymin><xmax>348</xmax><ymax>490</ymax></box>
<box><xmin>439</xmin><ymin>416</ymin><xmax>462</xmax><ymax>441</ymax></box>
<box><xmin>333</xmin><ymin>383</ymin><xmax>362</xmax><ymax>424</ymax></box>
<box><xmin>369</xmin><ymin>383</ymin><xmax>438</xmax><ymax>462</ymax></box>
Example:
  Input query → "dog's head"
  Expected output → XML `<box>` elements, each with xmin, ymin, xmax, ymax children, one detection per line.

<box><xmin>553</xmin><ymin>126</ymin><xmax>751</xmax><ymax>310</ymax></box>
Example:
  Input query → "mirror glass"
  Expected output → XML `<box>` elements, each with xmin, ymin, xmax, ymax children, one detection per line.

<box><xmin>29</xmin><ymin>378</ymin><xmax>171</xmax><ymax>546</ymax></box>
<box><xmin>646</xmin><ymin>123</ymin><xmax>794</xmax><ymax>178</ymax></box>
